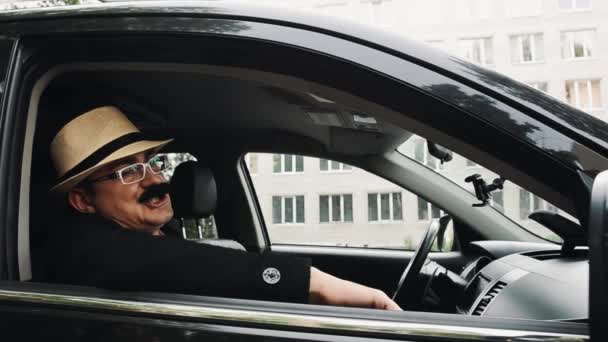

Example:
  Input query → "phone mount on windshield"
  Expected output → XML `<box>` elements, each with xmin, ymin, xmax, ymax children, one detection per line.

<box><xmin>465</xmin><ymin>174</ymin><xmax>505</xmax><ymax>207</ymax></box>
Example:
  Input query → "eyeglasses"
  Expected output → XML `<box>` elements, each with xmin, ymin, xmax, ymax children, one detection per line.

<box><xmin>88</xmin><ymin>154</ymin><xmax>169</xmax><ymax>185</ymax></box>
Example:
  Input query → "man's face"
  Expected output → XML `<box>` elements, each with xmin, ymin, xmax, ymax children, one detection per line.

<box><xmin>78</xmin><ymin>151</ymin><xmax>174</xmax><ymax>234</ymax></box>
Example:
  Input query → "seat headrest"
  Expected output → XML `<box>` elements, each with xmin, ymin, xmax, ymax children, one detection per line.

<box><xmin>170</xmin><ymin>161</ymin><xmax>217</xmax><ymax>218</ymax></box>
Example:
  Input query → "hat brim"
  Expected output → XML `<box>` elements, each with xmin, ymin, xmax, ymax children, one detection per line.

<box><xmin>50</xmin><ymin>138</ymin><xmax>173</xmax><ymax>193</ymax></box>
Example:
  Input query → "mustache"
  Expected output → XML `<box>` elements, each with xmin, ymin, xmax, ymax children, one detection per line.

<box><xmin>138</xmin><ymin>183</ymin><xmax>171</xmax><ymax>203</ymax></box>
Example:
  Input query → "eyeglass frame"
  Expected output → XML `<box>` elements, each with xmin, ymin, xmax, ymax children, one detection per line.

<box><xmin>86</xmin><ymin>154</ymin><xmax>169</xmax><ymax>185</ymax></box>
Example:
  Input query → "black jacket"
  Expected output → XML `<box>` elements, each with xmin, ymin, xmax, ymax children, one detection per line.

<box><xmin>45</xmin><ymin>212</ymin><xmax>311</xmax><ymax>303</ymax></box>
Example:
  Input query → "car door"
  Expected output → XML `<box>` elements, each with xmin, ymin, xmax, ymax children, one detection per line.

<box><xmin>0</xmin><ymin>4</ymin><xmax>598</xmax><ymax>341</ymax></box>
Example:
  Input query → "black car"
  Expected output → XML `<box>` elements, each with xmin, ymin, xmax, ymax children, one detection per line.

<box><xmin>0</xmin><ymin>1</ymin><xmax>606</xmax><ymax>341</ymax></box>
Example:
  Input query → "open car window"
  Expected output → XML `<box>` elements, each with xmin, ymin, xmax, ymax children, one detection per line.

<box><xmin>397</xmin><ymin>135</ymin><xmax>573</xmax><ymax>244</ymax></box>
<box><xmin>245</xmin><ymin>153</ymin><xmax>454</xmax><ymax>252</ymax></box>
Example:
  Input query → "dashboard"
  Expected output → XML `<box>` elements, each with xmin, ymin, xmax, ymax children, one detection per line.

<box><xmin>458</xmin><ymin>241</ymin><xmax>588</xmax><ymax>320</ymax></box>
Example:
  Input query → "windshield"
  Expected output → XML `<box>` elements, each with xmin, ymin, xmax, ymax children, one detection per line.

<box><xmin>397</xmin><ymin>136</ymin><xmax>573</xmax><ymax>243</ymax></box>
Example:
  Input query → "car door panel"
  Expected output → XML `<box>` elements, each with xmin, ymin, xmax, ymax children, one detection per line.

<box><xmin>0</xmin><ymin>281</ymin><xmax>588</xmax><ymax>342</ymax></box>
<box><xmin>1</xmin><ymin>306</ymin><xmax>404</xmax><ymax>342</ymax></box>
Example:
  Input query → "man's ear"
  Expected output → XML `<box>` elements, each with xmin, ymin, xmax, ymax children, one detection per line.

<box><xmin>68</xmin><ymin>187</ymin><xmax>96</xmax><ymax>214</ymax></box>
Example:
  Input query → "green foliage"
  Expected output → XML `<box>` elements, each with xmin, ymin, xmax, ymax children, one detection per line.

<box><xmin>403</xmin><ymin>237</ymin><xmax>414</xmax><ymax>250</ymax></box>
<box><xmin>431</xmin><ymin>229</ymin><xmax>455</xmax><ymax>252</ymax></box>
<box><xmin>163</xmin><ymin>152</ymin><xmax>197</xmax><ymax>180</ymax></box>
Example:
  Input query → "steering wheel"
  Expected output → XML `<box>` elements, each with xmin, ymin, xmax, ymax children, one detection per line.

<box><xmin>392</xmin><ymin>216</ymin><xmax>450</xmax><ymax>308</ymax></box>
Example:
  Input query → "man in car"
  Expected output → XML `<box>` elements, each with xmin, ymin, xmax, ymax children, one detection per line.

<box><xmin>46</xmin><ymin>106</ymin><xmax>400</xmax><ymax>310</ymax></box>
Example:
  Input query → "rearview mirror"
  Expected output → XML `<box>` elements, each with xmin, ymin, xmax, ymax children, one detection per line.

<box><xmin>428</xmin><ymin>141</ymin><xmax>452</xmax><ymax>163</ymax></box>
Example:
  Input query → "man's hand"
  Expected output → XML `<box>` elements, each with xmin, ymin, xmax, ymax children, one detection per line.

<box><xmin>308</xmin><ymin>267</ymin><xmax>401</xmax><ymax>311</ymax></box>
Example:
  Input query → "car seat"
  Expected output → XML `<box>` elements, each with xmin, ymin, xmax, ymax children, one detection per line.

<box><xmin>170</xmin><ymin>161</ymin><xmax>246</xmax><ymax>251</ymax></box>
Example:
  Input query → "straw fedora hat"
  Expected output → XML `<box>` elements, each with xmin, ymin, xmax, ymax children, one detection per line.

<box><xmin>50</xmin><ymin>106</ymin><xmax>173</xmax><ymax>193</ymax></box>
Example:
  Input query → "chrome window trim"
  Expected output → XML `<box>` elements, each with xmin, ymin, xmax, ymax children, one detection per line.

<box><xmin>0</xmin><ymin>289</ymin><xmax>588</xmax><ymax>342</ymax></box>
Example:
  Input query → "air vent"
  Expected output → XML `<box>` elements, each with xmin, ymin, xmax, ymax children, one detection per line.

<box><xmin>471</xmin><ymin>281</ymin><xmax>507</xmax><ymax>316</ymax></box>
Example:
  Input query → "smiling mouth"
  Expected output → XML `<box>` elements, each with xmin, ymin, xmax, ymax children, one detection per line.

<box><xmin>142</xmin><ymin>193</ymin><xmax>169</xmax><ymax>208</ymax></box>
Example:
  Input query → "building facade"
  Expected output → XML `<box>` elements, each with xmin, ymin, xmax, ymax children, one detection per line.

<box><xmin>248</xmin><ymin>152</ymin><xmax>444</xmax><ymax>250</ymax></box>
<box><xmin>293</xmin><ymin>0</ymin><xmax>607</xmax><ymax>120</ymax></box>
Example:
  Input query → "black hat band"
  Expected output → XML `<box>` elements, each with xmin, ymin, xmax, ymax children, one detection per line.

<box><xmin>57</xmin><ymin>132</ymin><xmax>149</xmax><ymax>184</ymax></box>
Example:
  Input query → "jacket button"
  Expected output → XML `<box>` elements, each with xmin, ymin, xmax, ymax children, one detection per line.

<box><xmin>262</xmin><ymin>267</ymin><xmax>281</xmax><ymax>285</ymax></box>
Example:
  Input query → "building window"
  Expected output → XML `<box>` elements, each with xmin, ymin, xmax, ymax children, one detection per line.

<box><xmin>414</xmin><ymin>139</ymin><xmax>445</xmax><ymax>171</ymax></box>
<box><xmin>320</xmin><ymin>194</ymin><xmax>353</xmax><ymax>223</ymax></box>
<box><xmin>559</xmin><ymin>0</ymin><xmax>592</xmax><ymax>11</ymax></box>
<box><xmin>506</xmin><ymin>0</ymin><xmax>542</xmax><ymax>17</ymax></box>
<box><xmin>519</xmin><ymin>189</ymin><xmax>557</xmax><ymax>220</ymax></box>
<box><xmin>273</xmin><ymin>154</ymin><xmax>304</xmax><ymax>173</ymax></box>
<box><xmin>417</xmin><ymin>197</ymin><xmax>444</xmax><ymax>221</ymax></box>
<box><xmin>458</xmin><ymin>37</ymin><xmax>493</xmax><ymax>66</ymax></box>
<box><xmin>272</xmin><ymin>195</ymin><xmax>305</xmax><ymax>224</ymax></box>
<box><xmin>245</xmin><ymin>153</ymin><xmax>258</xmax><ymax>174</ymax></box>
<box><xmin>528</xmin><ymin>82</ymin><xmax>548</xmax><ymax>92</ymax></box>
<box><xmin>565</xmin><ymin>79</ymin><xmax>602</xmax><ymax>112</ymax></box>
<box><xmin>320</xmin><ymin>159</ymin><xmax>353</xmax><ymax>172</ymax></box>
<box><xmin>561</xmin><ymin>29</ymin><xmax>595</xmax><ymax>59</ymax></box>
<box><xmin>368</xmin><ymin>192</ymin><xmax>403</xmax><ymax>222</ymax></box>
<box><xmin>510</xmin><ymin>33</ymin><xmax>544</xmax><ymax>63</ymax></box>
